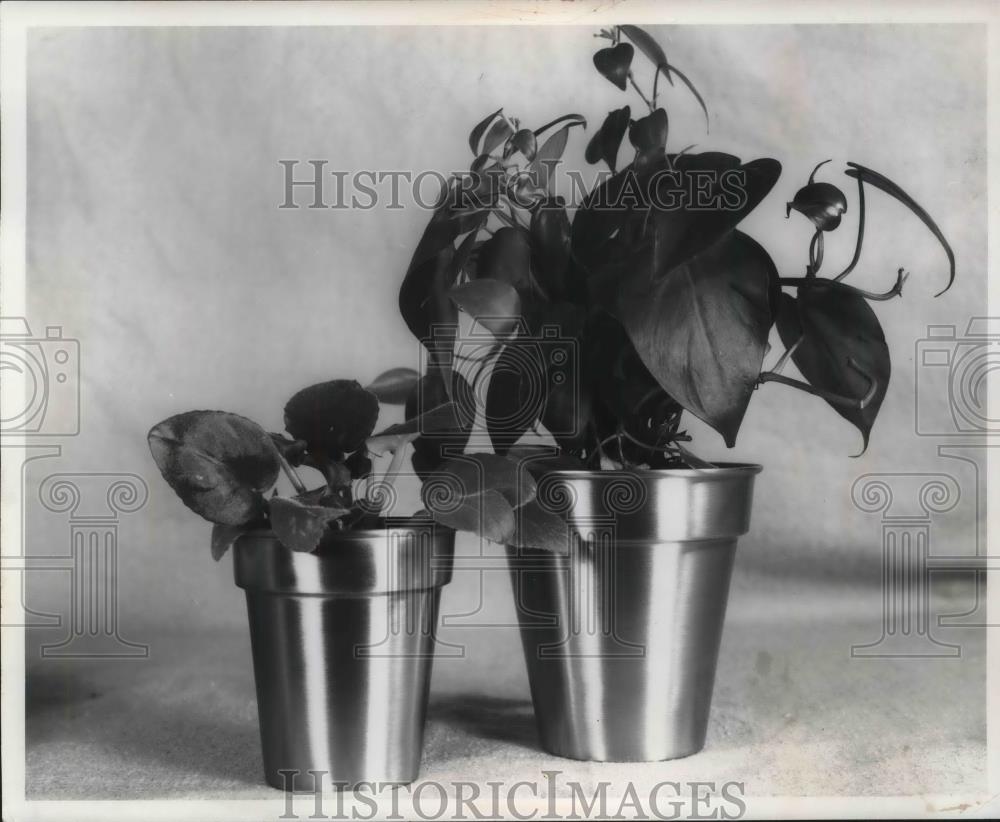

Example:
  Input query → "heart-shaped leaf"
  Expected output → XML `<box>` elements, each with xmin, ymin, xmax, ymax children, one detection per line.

<box><xmin>475</xmin><ymin>227</ymin><xmax>533</xmax><ymax>293</ymax></box>
<box><xmin>616</xmin><ymin>231</ymin><xmax>776</xmax><ymax>446</ymax></box>
<box><xmin>527</xmin><ymin>125</ymin><xmax>573</xmax><ymax>195</ymax></box>
<box><xmin>510</xmin><ymin>128</ymin><xmax>538</xmax><ymax>161</ymax></box>
<box><xmin>529</xmin><ymin>197</ymin><xmax>571</xmax><ymax>300</ymax></box>
<box><xmin>652</xmin><ymin>154</ymin><xmax>782</xmax><ymax>276</ymax></box>
<box><xmin>427</xmin><ymin>487</ymin><xmax>516</xmax><ymax>543</ymax></box>
<box><xmin>449</xmin><ymin>278</ymin><xmax>522</xmax><ymax>337</ymax></box>
<box><xmin>148</xmin><ymin>411</ymin><xmax>280</xmax><ymax>526</ymax></box>
<box><xmin>399</xmin><ymin>234</ymin><xmax>458</xmax><ymax>344</ymax></box>
<box><xmin>211</xmin><ymin>522</ymin><xmax>248</xmax><ymax>562</ymax></box>
<box><xmin>406</xmin><ymin>372</ymin><xmax>475</xmax><ymax>479</ymax></box>
<box><xmin>593</xmin><ymin>42</ymin><xmax>634</xmax><ymax>91</ymax></box>
<box><xmin>585</xmin><ymin>106</ymin><xmax>631</xmax><ymax>173</ymax></box>
<box><xmin>485</xmin><ymin>340</ymin><xmax>546</xmax><ymax>454</ymax></box>
<box><xmin>469</xmin><ymin>108</ymin><xmax>503</xmax><ymax>154</ymax></box>
<box><xmin>365</xmin><ymin>367</ymin><xmax>420</xmax><ymax>405</ymax></box>
<box><xmin>510</xmin><ymin>499</ymin><xmax>570</xmax><ymax>552</ymax></box>
<box><xmin>268</xmin><ymin>496</ymin><xmax>351</xmax><ymax>554</ymax></box>
<box><xmin>844</xmin><ymin>162</ymin><xmax>955</xmax><ymax>295</ymax></box>
<box><xmin>481</xmin><ymin>118</ymin><xmax>515</xmax><ymax>157</ymax></box>
<box><xmin>421</xmin><ymin>453</ymin><xmax>537</xmax><ymax>542</ymax></box>
<box><xmin>775</xmin><ymin>282</ymin><xmax>890</xmax><ymax>451</ymax></box>
<box><xmin>284</xmin><ymin>380</ymin><xmax>379</xmax><ymax>457</ymax></box>
<box><xmin>629</xmin><ymin>108</ymin><xmax>668</xmax><ymax>153</ymax></box>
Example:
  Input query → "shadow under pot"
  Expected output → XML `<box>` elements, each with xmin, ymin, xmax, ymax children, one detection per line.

<box><xmin>233</xmin><ymin>521</ymin><xmax>455</xmax><ymax>790</ymax></box>
<box><xmin>507</xmin><ymin>465</ymin><xmax>760</xmax><ymax>762</ymax></box>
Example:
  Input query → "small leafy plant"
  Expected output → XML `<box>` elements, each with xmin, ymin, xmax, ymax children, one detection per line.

<box><xmin>148</xmin><ymin>372</ymin><xmax>537</xmax><ymax>557</ymax></box>
<box><xmin>398</xmin><ymin>24</ymin><xmax>955</xmax><ymax>476</ymax></box>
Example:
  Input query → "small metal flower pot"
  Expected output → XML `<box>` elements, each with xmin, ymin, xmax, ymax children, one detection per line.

<box><xmin>234</xmin><ymin>522</ymin><xmax>454</xmax><ymax>789</ymax></box>
<box><xmin>508</xmin><ymin>465</ymin><xmax>760</xmax><ymax>762</ymax></box>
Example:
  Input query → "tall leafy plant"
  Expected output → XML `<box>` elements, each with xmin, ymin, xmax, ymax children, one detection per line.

<box><xmin>398</xmin><ymin>25</ymin><xmax>954</xmax><ymax>474</ymax></box>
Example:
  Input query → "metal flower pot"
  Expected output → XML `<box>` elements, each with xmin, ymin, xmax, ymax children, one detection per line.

<box><xmin>234</xmin><ymin>522</ymin><xmax>454</xmax><ymax>789</ymax></box>
<box><xmin>507</xmin><ymin>465</ymin><xmax>760</xmax><ymax>762</ymax></box>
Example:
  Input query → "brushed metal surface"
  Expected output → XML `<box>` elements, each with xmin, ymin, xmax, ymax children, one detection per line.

<box><xmin>508</xmin><ymin>465</ymin><xmax>760</xmax><ymax>762</ymax></box>
<box><xmin>234</xmin><ymin>523</ymin><xmax>454</xmax><ymax>789</ymax></box>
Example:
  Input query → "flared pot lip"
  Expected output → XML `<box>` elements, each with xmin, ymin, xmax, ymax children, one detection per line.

<box><xmin>537</xmin><ymin>462</ymin><xmax>763</xmax><ymax>480</ymax></box>
<box><xmin>237</xmin><ymin>518</ymin><xmax>455</xmax><ymax>544</ymax></box>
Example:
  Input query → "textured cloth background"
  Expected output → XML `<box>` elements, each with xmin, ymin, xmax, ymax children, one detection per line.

<box><xmin>24</xmin><ymin>24</ymin><xmax>985</xmax><ymax>631</ymax></box>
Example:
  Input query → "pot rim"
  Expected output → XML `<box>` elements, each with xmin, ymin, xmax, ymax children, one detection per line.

<box><xmin>237</xmin><ymin>518</ymin><xmax>453</xmax><ymax>543</ymax></box>
<box><xmin>535</xmin><ymin>462</ymin><xmax>763</xmax><ymax>480</ymax></box>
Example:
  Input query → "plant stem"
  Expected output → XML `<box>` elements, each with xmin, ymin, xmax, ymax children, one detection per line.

<box><xmin>834</xmin><ymin>175</ymin><xmax>866</xmax><ymax>281</ymax></box>
<box><xmin>759</xmin><ymin>359</ymin><xmax>877</xmax><ymax>410</ymax></box>
<box><xmin>779</xmin><ymin>268</ymin><xmax>908</xmax><ymax>301</ymax></box>
<box><xmin>275</xmin><ymin>451</ymin><xmax>308</xmax><ymax>496</ymax></box>
<box><xmin>628</xmin><ymin>71</ymin><xmax>655</xmax><ymax>113</ymax></box>
<box><xmin>770</xmin><ymin>337</ymin><xmax>802</xmax><ymax>375</ymax></box>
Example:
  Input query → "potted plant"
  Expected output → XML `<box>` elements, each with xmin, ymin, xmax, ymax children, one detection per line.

<box><xmin>147</xmin><ymin>375</ymin><xmax>534</xmax><ymax>787</ymax></box>
<box><xmin>398</xmin><ymin>25</ymin><xmax>955</xmax><ymax>761</ymax></box>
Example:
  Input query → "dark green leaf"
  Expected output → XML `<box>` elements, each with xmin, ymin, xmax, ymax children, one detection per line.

<box><xmin>370</xmin><ymin>399</ymin><xmax>465</xmax><ymax>445</ymax></box>
<box><xmin>268</xmin><ymin>496</ymin><xmax>351</xmax><ymax>554</ymax></box>
<box><xmin>485</xmin><ymin>340</ymin><xmax>546</xmax><ymax>454</ymax></box>
<box><xmin>148</xmin><ymin>411</ymin><xmax>279</xmax><ymax>526</ymax></box>
<box><xmin>844</xmin><ymin>162</ymin><xmax>955</xmax><ymax>295</ymax></box>
<box><xmin>482</xmin><ymin>118</ymin><xmax>515</xmax><ymax>156</ymax></box>
<box><xmin>211</xmin><ymin>522</ymin><xmax>248</xmax><ymax>562</ymax></box>
<box><xmin>510</xmin><ymin>128</ymin><xmax>537</xmax><ymax>161</ymax></box>
<box><xmin>469</xmin><ymin>108</ymin><xmax>503</xmax><ymax>154</ymax></box>
<box><xmin>365</xmin><ymin>367</ymin><xmax>420</xmax><ymax>405</ymax></box>
<box><xmin>775</xmin><ymin>281</ymin><xmax>890</xmax><ymax>451</ymax></box>
<box><xmin>510</xmin><ymin>499</ymin><xmax>569</xmax><ymax>552</ymax></box>
<box><xmin>284</xmin><ymin>380</ymin><xmax>379</xmax><ymax>456</ymax></box>
<box><xmin>426</xmin><ymin>487</ymin><xmax>516</xmax><ymax>543</ymax></box>
<box><xmin>653</xmin><ymin>154</ymin><xmax>782</xmax><ymax>276</ymax></box>
<box><xmin>422</xmin><ymin>453</ymin><xmax>537</xmax><ymax>541</ymax></box>
<box><xmin>529</xmin><ymin>197</ymin><xmax>571</xmax><ymax>300</ymax></box>
<box><xmin>533</xmin><ymin>113</ymin><xmax>586</xmax><ymax>139</ymax></box>
<box><xmin>527</xmin><ymin>124</ymin><xmax>572</xmax><ymax>194</ymax></box>
<box><xmin>619</xmin><ymin>25</ymin><xmax>669</xmax><ymax>75</ymax></box>
<box><xmin>449</xmin><ymin>278</ymin><xmax>522</xmax><ymax>337</ymax></box>
<box><xmin>593</xmin><ymin>42</ymin><xmax>634</xmax><ymax>91</ymax></box>
<box><xmin>585</xmin><ymin>106</ymin><xmax>630</xmax><ymax>173</ymax></box>
<box><xmin>629</xmin><ymin>108</ymin><xmax>668</xmax><ymax>153</ymax></box>
<box><xmin>664</xmin><ymin>64</ymin><xmax>709</xmax><ymax>131</ymax></box>
<box><xmin>616</xmin><ymin>232</ymin><xmax>776</xmax><ymax>446</ymax></box>
<box><xmin>475</xmin><ymin>226</ymin><xmax>533</xmax><ymax>293</ymax></box>
<box><xmin>407</xmin><ymin>372</ymin><xmax>475</xmax><ymax>479</ymax></box>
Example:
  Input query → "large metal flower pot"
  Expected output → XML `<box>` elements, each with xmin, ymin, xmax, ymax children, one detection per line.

<box><xmin>508</xmin><ymin>466</ymin><xmax>760</xmax><ymax>762</ymax></box>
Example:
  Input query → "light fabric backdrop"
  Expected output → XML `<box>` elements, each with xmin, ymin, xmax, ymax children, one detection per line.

<box><xmin>24</xmin><ymin>24</ymin><xmax>986</xmax><ymax>633</ymax></box>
